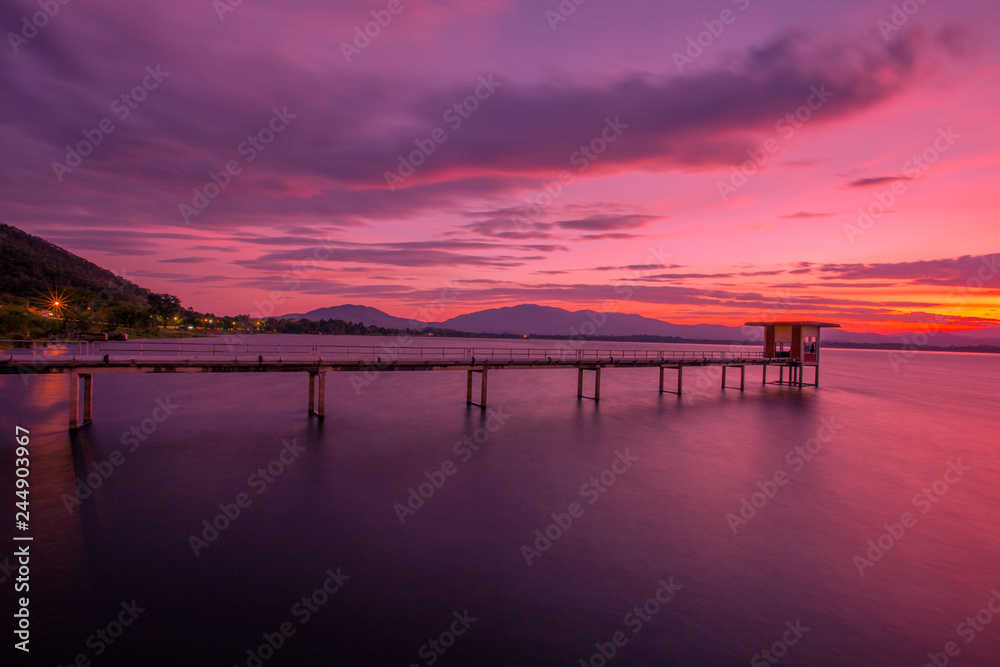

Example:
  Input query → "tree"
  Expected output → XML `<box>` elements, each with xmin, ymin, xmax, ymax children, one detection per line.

<box><xmin>146</xmin><ymin>293</ymin><xmax>182</xmax><ymax>328</ymax></box>
<box><xmin>106</xmin><ymin>303</ymin><xmax>148</xmax><ymax>329</ymax></box>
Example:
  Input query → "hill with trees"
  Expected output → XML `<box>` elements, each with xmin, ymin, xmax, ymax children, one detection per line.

<box><xmin>0</xmin><ymin>222</ymin><xmax>445</xmax><ymax>340</ymax></box>
<box><xmin>0</xmin><ymin>222</ymin><xmax>187</xmax><ymax>338</ymax></box>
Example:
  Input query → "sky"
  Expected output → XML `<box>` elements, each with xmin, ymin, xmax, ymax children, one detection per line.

<box><xmin>1</xmin><ymin>0</ymin><xmax>998</xmax><ymax>332</ymax></box>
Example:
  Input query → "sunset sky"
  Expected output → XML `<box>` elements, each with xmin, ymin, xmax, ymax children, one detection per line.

<box><xmin>2</xmin><ymin>0</ymin><xmax>998</xmax><ymax>332</ymax></box>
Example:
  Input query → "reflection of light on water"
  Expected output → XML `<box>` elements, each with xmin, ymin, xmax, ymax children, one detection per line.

<box><xmin>17</xmin><ymin>418</ymin><xmax>96</xmax><ymax>643</ymax></box>
<box><xmin>23</xmin><ymin>373</ymin><xmax>66</xmax><ymax>412</ymax></box>
<box><xmin>1</xmin><ymin>359</ymin><xmax>96</xmax><ymax>627</ymax></box>
<box><xmin>3</xmin><ymin>343</ymin><xmax>86</xmax><ymax>413</ymax></box>
<box><xmin>0</xmin><ymin>360</ymin><xmax>95</xmax><ymax>631</ymax></box>
<box><xmin>2</xmin><ymin>362</ymin><xmax>68</xmax><ymax>424</ymax></box>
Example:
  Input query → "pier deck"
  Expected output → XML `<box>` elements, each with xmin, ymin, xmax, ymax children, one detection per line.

<box><xmin>1</xmin><ymin>341</ymin><xmax>817</xmax><ymax>429</ymax></box>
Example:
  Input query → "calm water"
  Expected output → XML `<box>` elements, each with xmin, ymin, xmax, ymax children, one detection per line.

<box><xmin>1</xmin><ymin>335</ymin><xmax>998</xmax><ymax>666</ymax></box>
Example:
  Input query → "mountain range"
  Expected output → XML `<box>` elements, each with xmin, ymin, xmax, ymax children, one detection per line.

<box><xmin>279</xmin><ymin>303</ymin><xmax>1000</xmax><ymax>347</ymax></box>
<box><xmin>3</xmin><ymin>218</ymin><xmax>994</xmax><ymax>348</ymax></box>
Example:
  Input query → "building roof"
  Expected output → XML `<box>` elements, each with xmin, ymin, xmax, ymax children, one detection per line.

<box><xmin>744</xmin><ymin>321</ymin><xmax>841</xmax><ymax>328</ymax></box>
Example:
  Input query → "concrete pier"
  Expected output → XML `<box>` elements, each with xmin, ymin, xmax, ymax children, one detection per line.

<box><xmin>68</xmin><ymin>371</ymin><xmax>92</xmax><ymax>429</ymax></box>
<box><xmin>659</xmin><ymin>365</ymin><xmax>683</xmax><ymax>395</ymax></box>
<box><xmin>0</xmin><ymin>336</ymin><xmax>836</xmax><ymax>430</ymax></box>
<box><xmin>577</xmin><ymin>367</ymin><xmax>601</xmax><ymax>401</ymax></box>
<box><xmin>721</xmin><ymin>365</ymin><xmax>745</xmax><ymax>390</ymax></box>
<box><xmin>466</xmin><ymin>368</ymin><xmax>488</xmax><ymax>407</ymax></box>
<box><xmin>308</xmin><ymin>371</ymin><xmax>325</xmax><ymax>417</ymax></box>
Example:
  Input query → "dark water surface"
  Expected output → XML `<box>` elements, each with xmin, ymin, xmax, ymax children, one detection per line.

<box><xmin>2</xmin><ymin>335</ymin><xmax>998</xmax><ymax>666</ymax></box>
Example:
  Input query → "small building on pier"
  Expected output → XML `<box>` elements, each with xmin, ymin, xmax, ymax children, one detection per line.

<box><xmin>744</xmin><ymin>321</ymin><xmax>840</xmax><ymax>385</ymax></box>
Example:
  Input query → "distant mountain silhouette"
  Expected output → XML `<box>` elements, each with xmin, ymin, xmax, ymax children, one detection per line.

<box><xmin>278</xmin><ymin>302</ymin><xmax>1000</xmax><ymax>347</ymax></box>
<box><xmin>949</xmin><ymin>327</ymin><xmax>1000</xmax><ymax>342</ymax></box>
<box><xmin>278</xmin><ymin>304</ymin><xmax>423</xmax><ymax>330</ymax></box>
<box><xmin>437</xmin><ymin>304</ymin><xmax>743</xmax><ymax>339</ymax></box>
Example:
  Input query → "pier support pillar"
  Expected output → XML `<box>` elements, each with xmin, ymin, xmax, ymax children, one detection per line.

<box><xmin>82</xmin><ymin>373</ymin><xmax>92</xmax><ymax>422</ymax></box>
<box><xmin>578</xmin><ymin>367</ymin><xmax>601</xmax><ymax>400</ymax></box>
<box><xmin>308</xmin><ymin>372</ymin><xmax>325</xmax><ymax>417</ymax></box>
<box><xmin>69</xmin><ymin>372</ymin><xmax>92</xmax><ymax>430</ymax></box>
<box><xmin>69</xmin><ymin>371</ymin><xmax>79</xmax><ymax>429</ymax></box>
<box><xmin>659</xmin><ymin>365</ymin><xmax>682</xmax><ymax>395</ymax></box>
<box><xmin>721</xmin><ymin>366</ymin><xmax>745</xmax><ymax>391</ymax></box>
<box><xmin>467</xmin><ymin>368</ymin><xmax>487</xmax><ymax>408</ymax></box>
<box><xmin>762</xmin><ymin>364</ymin><xmax>767</xmax><ymax>384</ymax></box>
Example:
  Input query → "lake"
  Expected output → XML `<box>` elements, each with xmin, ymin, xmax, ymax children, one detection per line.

<box><xmin>1</xmin><ymin>335</ymin><xmax>998</xmax><ymax>666</ymax></box>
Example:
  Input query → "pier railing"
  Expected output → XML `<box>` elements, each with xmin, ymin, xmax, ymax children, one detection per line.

<box><xmin>1</xmin><ymin>340</ymin><xmax>768</xmax><ymax>364</ymax></box>
<box><xmin>0</xmin><ymin>341</ymin><xmax>818</xmax><ymax>430</ymax></box>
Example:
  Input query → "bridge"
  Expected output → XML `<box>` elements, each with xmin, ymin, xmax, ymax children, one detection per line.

<box><xmin>1</xmin><ymin>338</ymin><xmax>822</xmax><ymax>430</ymax></box>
